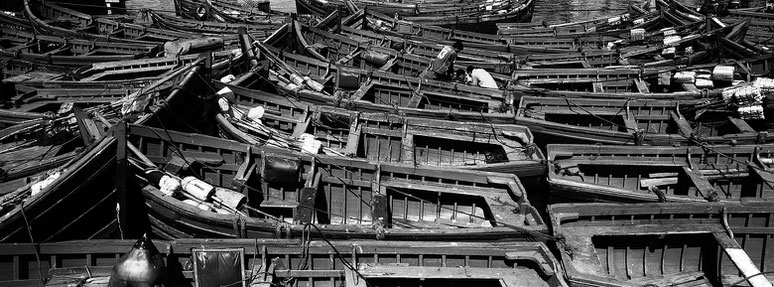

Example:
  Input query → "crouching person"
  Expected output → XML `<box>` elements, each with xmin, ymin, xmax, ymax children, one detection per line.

<box><xmin>466</xmin><ymin>65</ymin><xmax>499</xmax><ymax>89</ymax></box>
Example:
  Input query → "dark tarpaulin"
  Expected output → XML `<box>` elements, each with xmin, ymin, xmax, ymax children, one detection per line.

<box><xmin>193</xmin><ymin>249</ymin><xmax>246</xmax><ymax>287</ymax></box>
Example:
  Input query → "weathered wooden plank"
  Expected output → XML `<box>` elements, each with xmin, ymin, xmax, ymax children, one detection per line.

<box><xmin>296</xmin><ymin>187</ymin><xmax>317</xmax><ymax>224</ymax></box>
<box><xmin>713</xmin><ymin>232</ymin><xmax>773</xmax><ymax>287</ymax></box>
<box><xmin>343</xmin><ymin>119</ymin><xmax>362</xmax><ymax>156</ymax></box>
<box><xmin>370</xmin><ymin>193</ymin><xmax>391</xmax><ymax>228</ymax></box>
<box><xmin>681</xmin><ymin>167</ymin><xmax>717</xmax><ymax>200</ymax></box>
<box><xmin>728</xmin><ymin>117</ymin><xmax>757</xmax><ymax>133</ymax></box>
<box><xmin>670</xmin><ymin>112</ymin><xmax>694</xmax><ymax>137</ymax></box>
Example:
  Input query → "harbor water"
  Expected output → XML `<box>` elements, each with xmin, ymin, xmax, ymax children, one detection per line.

<box><xmin>125</xmin><ymin>0</ymin><xmax>703</xmax><ymax>24</ymax></box>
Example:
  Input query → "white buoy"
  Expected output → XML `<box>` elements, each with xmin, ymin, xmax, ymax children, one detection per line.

<box><xmin>663</xmin><ymin>35</ymin><xmax>681</xmax><ymax>46</ymax></box>
<box><xmin>299</xmin><ymin>133</ymin><xmax>322</xmax><ymax>154</ymax></box>
<box><xmin>214</xmin><ymin>187</ymin><xmax>246</xmax><ymax>210</ymax></box>
<box><xmin>738</xmin><ymin>105</ymin><xmax>765</xmax><ymax>120</ymax></box>
<box><xmin>711</xmin><ymin>66</ymin><xmax>735</xmax><ymax>81</ymax></box>
<box><xmin>673</xmin><ymin>71</ymin><xmax>696</xmax><ymax>83</ymax></box>
<box><xmin>158</xmin><ymin>176</ymin><xmax>181</xmax><ymax>197</ymax></box>
<box><xmin>695</xmin><ymin>78</ymin><xmax>714</xmax><ymax>89</ymax></box>
<box><xmin>181</xmin><ymin>177</ymin><xmax>215</xmax><ymax>201</ymax></box>
<box><xmin>734</xmin><ymin>85</ymin><xmax>763</xmax><ymax>102</ymax></box>
<box><xmin>247</xmin><ymin>106</ymin><xmax>265</xmax><ymax>121</ymax></box>
<box><xmin>753</xmin><ymin>77</ymin><xmax>774</xmax><ymax>93</ymax></box>
<box><xmin>230</xmin><ymin>48</ymin><xmax>243</xmax><ymax>58</ymax></box>
<box><xmin>218</xmin><ymin>97</ymin><xmax>231</xmax><ymax>113</ymax></box>
<box><xmin>220</xmin><ymin>74</ymin><xmax>237</xmax><ymax>83</ymax></box>
<box><xmin>285</xmin><ymin>83</ymin><xmax>300</xmax><ymax>91</ymax></box>
<box><xmin>630</xmin><ymin>28</ymin><xmax>645</xmax><ymax>41</ymax></box>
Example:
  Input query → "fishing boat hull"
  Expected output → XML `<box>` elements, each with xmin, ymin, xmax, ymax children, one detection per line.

<box><xmin>550</xmin><ymin>202</ymin><xmax>774</xmax><ymax>286</ymax></box>
<box><xmin>125</xmin><ymin>124</ymin><xmax>547</xmax><ymax>241</ymax></box>
<box><xmin>546</xmin><ymin>144</ymin><xmax>774</xmax><ymax>203</ymax></box>
<box><xmin>0</xmin><ymin>238</ymin><xmax>569</xmax><ymax>287</ymax></box>
<box><xmin>0</xmin><ymin>62</ymin><xmax>216</xmax><ymax>243</ymax></box>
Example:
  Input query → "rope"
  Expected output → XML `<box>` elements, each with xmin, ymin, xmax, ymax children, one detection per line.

<box><xmin>20</xmin><ymin>202</ymin><xmax>45</xmax><ymax>285</ymax></box>
<box><xmin>115</xmin><ymin>203</ymin><xmax>124</xmax><ymax>239</ymax></box>
<box><xmin>729</xmin><ymin>271</ymin><xmax>774</xmax><ymax>286</ymax></box>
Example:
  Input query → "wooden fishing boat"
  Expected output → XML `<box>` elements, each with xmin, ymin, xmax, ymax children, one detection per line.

<box><xmin>126</xmin><ymin>123</ymin><xmax>547</xmax><ymax>241</ymax></box>
<box><xmin>0</xmin><ymin>59</ymin><xmax>72</xmax><ymax>79</ymax></box>
<box><xmin>317</xmin><ymin>10</ymin><xmax>634</xmax><ymax>61</ymax></box>
<box><xmin>512</xmin><ymin>67</ymin><xmax>668</xmax><ymax>93</ymax></box>
<box><xmin>726</xmin><ymin>7</ymin><xmax>774</xmax><ymax>23</ymax></box>
<box><xmin>221</xmin><ymin>35</ymin><xmax>510</xmax><ymax>124</ymax></box>
<box><xmin>550</xmin><ymin>202</ymin><xmax>774</xmax><ymax>286</ymax></box>
<box><xmin>218</xmin><ymin>78</ymin><xmax>516</xmax><ymax>125</ymax></box>
<box><xmin>340</xmin><ymin>9</ymin><xmax>618</xmax><ymax>52</ymax></box>
<box><xmin>269</xmin><ymin>21</ymin><xmax>516</xmax><ymax>81</ymax></box>
<box><xmin>310</xmin><ymin>18</ymin><xmax>520</xmax><ymax>63</ymax></box>
<box><xmin>283</xmin><ymin>18</ymin><xmax>666</xmax><ymax>74</ymax></box>
<box><xmin>21</xmin><ymin>0</ymin><xmax>212</xmax><ymax>45</ymax></box>
<box><xmin>0</xmin><ymin>27</ymin><xmax>160</xmax><ymax>66</ymax></box>
<box><xmin>0</xmin><ymin>109</ymin><xmax>54</xmax><ymax>129</ymax></box>
<box><xmin>660</xmin><ymin>0</ymin><xmax>706</xmax><ymax>23</ymax></box>
<box><xmin>144</xmin><ymin>9</ymin><xmax>281</xmax><ymax>39</ymax></box>
<box><xmin>722</xmin><ymin>8</ymin><xmax>774</xmax><ymax>47</ymax></box>
<box><xmin>0</xmin><ymin>238</ymin><xmax>569</xmax><ymax>287</ymax></box>
<box><xmin>215</xmin><ymin>85</ymin><xmax>546</xmax><ymax>177</ymax></box>
<box><xmin>333</xmin><ymin>7</ymin><xmax>748</xmax><ymax>70</ymax></box>
<box><xmin>496</xmin><ymin>3</ymin><xmax>649</xmax><ymax>35</ymax></box>
<box><xmin>5</xmin><ymin>85</ymin><xmax>140</xmax><ymax>113</ymax></box>
<box><xmin>509</xmin><ymin>25</ymin><xmax>755</xmax><ymax>93</ymax></box>
<box><xmin>3</xmin><ymin>51</ymin><xmax>250</xmax><ymax>112</ymax></box>
<box><xmin>362</xmin><ymin>3</ymin><xmax>652</xmax><ymax>39</ymax></box>
<box><xmin>546</xmin><ymin>144</ymin><xmax>774</xmax><ymax>202</ymax></box>
<box><xmin>254</xmin><ymin>38</ymin><xmax>506</xmax><ymax>101</ymax></box>
<box><xmin>514</xmin><ymin>96</ymin><xmax>771</xmax><ymax>146</ymax></box>
<box><xmin>329</xmin><ymin>18</ymin><xmax>638</xmax><ymax>68</ymax></box>
<box><xmin>0</xmin><ymin>130</ymin><xmax>119</xmax><ymax>243</ymax></box>
<box><xmin>0</xmin><ymin>10</ymin><xmax>32</xmax><ymax>31</ymax></box>
<box><xmin>296</xmin><ymin>0</ymin><xmax>535</xmax><ymax>32</ymax></box>
<box><xmin>301</xmin><ymin>0</ymin><xmax>522</xmax><ymax>18</ymax></box>
<box><xmin>1</xmin><ymin>42</ymin><xmax>247</xmax><ymax>81</ymax></box>
<box><xmin>344</xmin><ymin>2</ymin><xmax>708</xmax><ymax>53</ymax></box>
<box><xmin>174</xmin><ymin>0</ymin><xmax>291</xmax><ymax>25</ymax></box>
<box><xmin>0</xmin><ymin>61</ymin><xmax>216</xmax><ymax>243</ymax></box>
<box><xmin>513</xmin><ymin>52</ymin><xmax>774</xmax><ymax>99</ymax></box>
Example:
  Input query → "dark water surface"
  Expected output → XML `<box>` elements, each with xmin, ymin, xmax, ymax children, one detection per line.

<box><xmin>126</xmin><ymin>0</ymin><xmax>702</xmax><ymax>23</ymax></box>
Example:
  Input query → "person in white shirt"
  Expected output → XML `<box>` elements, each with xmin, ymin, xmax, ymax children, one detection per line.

<box><xmin>466</xmin><ymin>66</ymin><xmax>499</xmax><ymax>89</ymax></box>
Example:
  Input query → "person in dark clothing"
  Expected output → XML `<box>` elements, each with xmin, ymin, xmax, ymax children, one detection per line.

<box><xmin>420</xmin><ymin>40</ymin><xmax>463</xmax><ymax>81</ymax></box>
